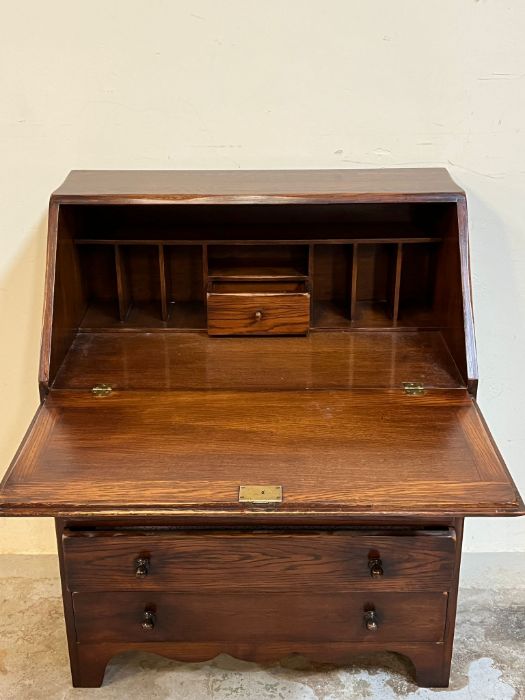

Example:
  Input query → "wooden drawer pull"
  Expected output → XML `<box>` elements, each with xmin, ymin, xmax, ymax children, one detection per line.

<box><xmin>364</xmin><ymin>609</ymin><xmax>378</xmax><ymax>632</ymax></box>
<box><xmin>368</xmin><ymin>557</ymin><xmax>384</xmax><ymax>578</ymax></box>
<box><xmin>135</xmin><ymin>557</ymin><xmax>150</xmax><ymax>578</ymax></box>
<box><xmin>141</xmin><ymin>609</ymin><xmax>156</xmax><ymax>631</ymax></box>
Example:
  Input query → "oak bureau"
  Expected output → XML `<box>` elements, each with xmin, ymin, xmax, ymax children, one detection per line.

<box><xmin>1</xmin><ymin>169</ymin><xmax>523</xmax><ymax>688</ymax></box>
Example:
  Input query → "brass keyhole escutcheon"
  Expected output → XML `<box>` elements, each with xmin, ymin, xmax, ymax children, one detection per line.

<box><xmin>254</xmin><ymin>310</ymin><xmax>263</xmax><ymax>321</ymax></box>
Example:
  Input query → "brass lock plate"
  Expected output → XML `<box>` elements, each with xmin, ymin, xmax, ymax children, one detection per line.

<box><xmin>238</xmin><ymin>485</ymin><xmax>283</xmax><ymax>504</ymax></box>
<box><xmin>402</xmin><ymin>382</ymin><xmax>425</xmax><ymax>396</ymax></box>
<box><xmin>91</xmin><ymin>383</ymin><xmax>112</xmax><ymax>397</ymax></box>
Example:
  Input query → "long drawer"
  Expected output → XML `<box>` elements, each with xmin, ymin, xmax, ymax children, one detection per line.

<box><xmin>63</xmin><ymin>528</ymin><xmax>456</xmax><ymax>592</ymax></box>
<box><xmin>73</xmin><ymin>591</ymin><xmax>448</xmax><ymax>644</ymax></box>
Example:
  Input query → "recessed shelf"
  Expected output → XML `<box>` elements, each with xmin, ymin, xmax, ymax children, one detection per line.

<box><xmin>75</xmin><ymin>236</ymin><xmax>442</xmax><ymax>246</ymax></box>
<box><xmin>208</xmin><ymin>265</ymin><xmax>309</xmax><ymax>281</ymax></box>
<box><xmin>207</xmin><ymin>244</ymin><xmax>309</xmax><ymax>282</ymax></box>
<box><xmin>79</xmin><ymin>301</ymin><xmax>206</xmax><ymax>331</ymax></box>
<box><xmin>352</xmin><ymin>301</ymin><xmax>395</xmax><ymax>328</ymax></box>
<box><xmin>312</xmin><ymin>301</ymin><xmax>353</xmax><ymax>329</ymax></box>
<box><xmin>168</xmin><ymin>300</ymin><xmax>207</xmax><ymax>329</ymax></box>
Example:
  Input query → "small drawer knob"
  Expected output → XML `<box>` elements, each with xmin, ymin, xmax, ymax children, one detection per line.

<box><xmin>135</xmin><ymin>557</ymin><xmax>150</xmax><ymax>577</ymax></box>
<box><xmin>141</xmin><ymin>609</ymin><xmax>156</xmax><ymax>630</ymax></box>
<box><xmin>364</xmin><ymin>610</ymin><xmax>378</xmax><ymax>632</ymax></box>
<box><xmin>254</xmin><ymin>310</ymin><xmax>263</xmax><ymax>321</ymax></box>
<box><xmin>368</xmin><ymin>557</ymin><xmax>384</xmax><ymax>578</ymax></box>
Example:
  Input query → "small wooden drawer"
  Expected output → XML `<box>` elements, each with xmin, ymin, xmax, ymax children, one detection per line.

<box><xmin>62</xmin><ymin>528</ymin><xmax>456</xmax><ymax>593</ymax></box>
<box><xmin>207</xmin><ymin>280</ymin><xmax>310</xmax><ymax>335</ymax></box>
<box><xmin>72</xmin><ymin>590</ymin><xmax>448</xmax><ymax>644</ymax></box>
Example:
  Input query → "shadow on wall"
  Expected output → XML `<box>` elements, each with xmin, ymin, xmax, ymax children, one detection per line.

<box><xmin>466</xmin><ymin>182</ymin><xmax>525</xmax><ymax>430</ymax></box>
<box><xmin>460</xmin><ymin>178</ymin><xmax>525</xmax><ymax>551</ymax></box>
<box><xmin>0</xmin><ymin>210</ymin><xmax>55</xmax><ymax>552</ymax></box>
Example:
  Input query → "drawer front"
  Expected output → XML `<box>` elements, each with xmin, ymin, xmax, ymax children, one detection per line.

<box><xmin>73</xmin><ymin>591</ymin><xmax>448</xmax><ymax>644</ymax></box>
<box><xmin>63</xmin><ymin>529</ymin><xmax>456</xmax><ymax>593</ymax></box>
<box><xmin>207</xmin><ymin>292</ymin><xmax>310</xmax><ymax>335</ymax></box>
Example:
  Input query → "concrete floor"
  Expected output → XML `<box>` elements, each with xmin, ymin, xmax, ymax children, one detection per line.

<box><xmin>0</xmin><ymin>554</ymin><xmax>523</xmax><ymax>700</ymax></box>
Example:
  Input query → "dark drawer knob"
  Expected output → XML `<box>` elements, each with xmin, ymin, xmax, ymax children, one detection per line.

<box><xmin>368</xmin><ymin>557</ymin><xmax>384</xmax><ymax>578</ymax></box>
<box><xmin>135</xmin><ymin>557</ymin><xmax>150</xmax><ymax>577</ymax></box>
<box><xmin>364</xmin><ymin>610</ymin><xmax>378</xmax><ymax>632</ymax></box>
<box><xmin>141</xmin><ymin>609</ymin><xmax>156</xmax><ymax>630</ymax></box>
<box><xmin>254</xmin><ymin>310</ymin><xmax>263</xmax><ymax>321</ymax></box>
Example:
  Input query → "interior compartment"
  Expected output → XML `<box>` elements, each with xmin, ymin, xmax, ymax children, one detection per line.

<box><xmin>78</xmin><ymin>244</ymin><xmax>118</xmax><ymax>323</ymax></box>
<box><xmin>120</xmin><ymin>244</ymin><xmax>161</xmax><ymax>321</ymax></box>
<box><xmin>311</xmin><ymin>244</ymin><xmax>353</xmax><ymax>328</ymax></box>
<box><xmin>353</xmin><ymin>243</ymin><xmax>399</xmax><ymax>327</ymax></box>
<box><xmin>207</xmin><ymin>244</ymin><xmax>309</xmax><ymax>279</ymax></box>
<box><xmin>48</xmin><ymin>200</ymin><xmax>468</xmax><ymax>388</ymax></box>
<box><xmin>77</xmin><ymin>243</ymin><xmax>206</xmax><ymax>330</ymax></box>
<box><xmin>68</xmin><ymin>201</ymin><xmax>450</xmax><ymax>242</ymax></box>
<box><xmin>166</xmin><ymin>245</ymin><xmax>206</xmax><ymax>328</ymax></box>
<box><xmin>398</xmin><ymin>242</ymin><xmax>439</xmax><ymax>325</ymax></box>
<box><xmin>208</xmin><ymin>280</ymin><xmax>308</xmax><ymax>293</ymax></box>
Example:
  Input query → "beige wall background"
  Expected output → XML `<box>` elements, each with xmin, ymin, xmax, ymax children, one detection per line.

<box><xmin>1</xmin><ymin>1</ymin><xmax>524</xmax><ymax>554</ymax></box>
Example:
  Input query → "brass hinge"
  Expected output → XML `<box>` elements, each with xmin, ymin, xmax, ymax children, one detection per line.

<box><xmin>91</xmin><ymin>384</ymin><xmax>112</xmax><ymax>397</ymax></box>
<box><xmin>402</xmin><ymin>382</ymin><xmax>425</xmax><ymax>396</ymax></box>
<box><xmin>239</xmin><ymin>485</ymin><xmax>283</xmax><ymax>504</ymax></box>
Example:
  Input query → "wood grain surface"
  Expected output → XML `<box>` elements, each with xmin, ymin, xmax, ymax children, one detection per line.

<box><xmin>63</xmin><ymin>528</ymin><xmax>455</xmax><ymax>592</ymax></box>
<box><xmin>52</xmin><ymin>330</ymin><xmax>464</xmax><ymax>390</ymax></box>
<box><xmin>52</xmin><ymin>168</ymin><xmax>465</xmax><ymax>203</ymax></box>
<box><xmin>1</xmin><ymin>390</ymin><xmax>521</xmax><ymax>517</ymax></box>
<box><xmin>72</xmin><ymin>590</ymin><xmax>448</xmax><ymax>644</ymax></box>
<box><xmin>207</xmin><ymin>291</ymin><xmax>310</xmax><ymax>335</ymax></box>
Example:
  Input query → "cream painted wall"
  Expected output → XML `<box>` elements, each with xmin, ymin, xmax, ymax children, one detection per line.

<box><xmin>0</xmin><ymin>1</ymin><xmax>524</xmax><ymax>554</ymax></box>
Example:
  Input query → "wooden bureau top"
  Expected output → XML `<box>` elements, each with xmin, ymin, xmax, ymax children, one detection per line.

<box><xmin>51</xmin><ymin>168</ymin><xmax>465</xmax><ymax>203</ymax></box>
